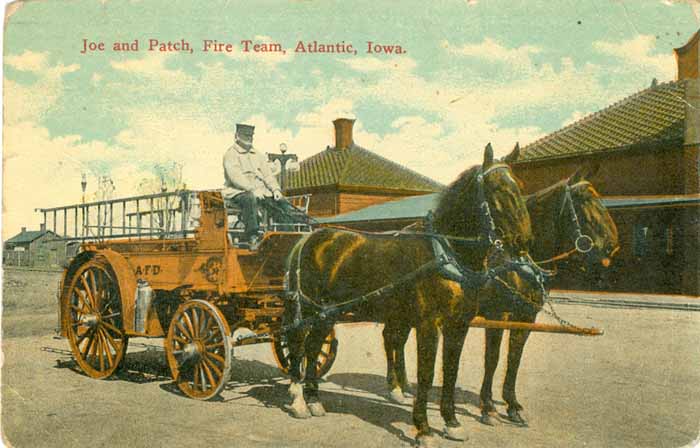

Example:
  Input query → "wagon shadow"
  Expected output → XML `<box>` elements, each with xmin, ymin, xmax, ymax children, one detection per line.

<box><xmin>243</xmin><ymin>381</ymin><xmax>416</xmax><ymax>445</ymax></box>
<box><xmin>51</xmin><ymin>346</ymin><xmax>171</xmax><ymax>384</ymax></box>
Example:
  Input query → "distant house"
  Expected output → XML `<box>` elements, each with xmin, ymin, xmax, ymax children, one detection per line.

<box><xmin>285</xmin><ymin>118</ymin><xmax>443</xmax><ymax>217</ymax></box>
<box><xmin>3</xmin><ymin>225</ymin><xmax>75</xmax><ymax>268</ymax></box>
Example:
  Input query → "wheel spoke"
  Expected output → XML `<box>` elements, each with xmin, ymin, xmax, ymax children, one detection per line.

<box><xmin>206</xmin><ymin>351</ymin><xmax>226</xmax><ymax>366</ymax></box>
<box><xmin>76</xmin><ymin>327</ymin><xmax>94</xmax><ymax>348</ymax></box>
<box><xmin>201</xmin><ymin>359</ymin><xmax>217</xmax><ymax>387</ymax></box>
<box><xmin>99</xmin><ymin>330</ymin><xmax>114</xmax><ymax>367</ymax></box>
<box><xmin>101</xmin><ymin>320</ymin><xmax>122</xmax><ymax>336</ymax></box>
<box><xmin>202</xmin><ymin>355</ymin><xmax>223</xmax><ymax>379</ymax></box>
<box><xmin>182</xmin><ymin>312</ymin><xmax>196</xmax><ymax>339</ymax></box>
<box><xmin>191</xmin><ymin>308</ymin><xmax>200</xmax><ymax>338</ymax></box>
<box><xmin>88</xmin><ymin>269</ymin><xmax>99</xmax><ymax>307</ymax></box>
<box><xmin>199</xmin><ymin>313</ymin><xmax>209</xmax><ymax>338</ymax></box>
<box><xmin>204</xmin><ymin>341</ymin><xmax>224</xmax><ymax>350</ymax></box>
<box><xmin>100</xmin><ymin>326</ymin><xmax>120</xmax><ymax>354</ymax></box>
<box><xmin>173</xmin><ymin>335</ymin><xmax>189</xmax><ymax>346</ymax></box>
<box><xmin>174</xmin><ymin>319</ymin><xmax>192</xmax><ymax>341</ymax></box>
<box><xmin>193</xmin><ymin>364</ymin><xmax>201</xmax><ymax>389</ymax></box>
<box><xmin>80</xmin><ymin>276</ymin><xmax>97</xmax><ymax>310</ymax></box>
<box><xmin>199</xmin><ymin>363</ymin><xmax>207</xmax><ymax>390</ymax></box>
<box><xmin>96</xmin><ymin>332</ymin><xmax>106</xmax><ymax>371</ymax></box>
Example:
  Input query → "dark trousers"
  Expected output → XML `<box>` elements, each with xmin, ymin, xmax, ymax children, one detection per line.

<box><xmin>231</xmin><ymin>191</ymin><xmax>259</xmax><ymax>238</ymax></box>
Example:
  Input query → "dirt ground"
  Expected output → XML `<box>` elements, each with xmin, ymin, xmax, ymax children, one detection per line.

<box><xmin>2</xmin><ymin>268</ymin><xmax>700</xmax><ymax>447</ymax></box>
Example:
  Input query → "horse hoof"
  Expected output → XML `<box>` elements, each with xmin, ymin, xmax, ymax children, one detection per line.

<box><xmin>289</xmin><ymin>402</ymin><xmax>312</xmax><ymax>419</ymax></box>
<box><xmin>308</xmin><ymin>402</ymin><xmax>326</xmax><ymax>417</ymax></box>
<box><xmin>387</xmin><ymin>387</ymin><xmax>406</xmax><ymax>404</ymax></box>
<box><xmin>479</xmin><ymin>414</ymin><xmax>495</xmax><ymax>426</ymax></box>
<box><xmin>416</xmin><ymin>434</ymin><xmax>439</xmax><ymax>448</ymax></box>
<box><xmin>443</xmin><ymin>425</ymin><xmax>468</xmax><ymax>441</ymax></box>
<box><xmin>506</xmin><ymin>409</ymin><xmax>528</xmax><ymax>427</ymax></box>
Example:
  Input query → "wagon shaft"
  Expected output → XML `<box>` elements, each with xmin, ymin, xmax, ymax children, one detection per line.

<box><xmin>469</xmin><ymin>316</ymin><xmax>604</xmax><ymax>336</ymax></box>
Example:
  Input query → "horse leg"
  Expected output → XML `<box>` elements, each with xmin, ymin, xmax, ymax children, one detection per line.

<box><xmin>503</xmin><ymin>329</ymin><xmax>531</xmax><ymax>426</ymax></box>
<box><xmin>479</xmin><ymin>328</ymin><xmax>504</xmax><ymax>426</ymax></box>
<box><xmin>286</xmin><ymin>327</ymin><xmax>311</xmax><ymax>419</ymax></box>
<box><xmin>413</xmin><ymin>322</ymin><xmax>439</xmax><ymax>447</ymax></box>
<box><xmin>304</xmin><ymin>323</ymin><xmax>333</xmax><ymax>417</ymax></box>
<box><xmin>440</xmin><ymin>320</ymin><xmax>469</xmax><ymax>441</ymax></box>
<box><xmin>382</xmin><ymin>323</ymin><xmax>404</xmax><ymax>403</ymax></box>
<box><xmin>383</xmin><ymin>322</ymin><xmax>412</xmax><ymax>403</ymax></box>
<box><xmin>395</xmin><ymin>324</ymin><xmax>412</xmax><ymax>397</ymax></box>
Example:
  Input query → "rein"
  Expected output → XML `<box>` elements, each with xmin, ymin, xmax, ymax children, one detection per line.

<box><xmin>534</xmin><ymin>183</ymin><xmax>594</xmax><ymax>266</ymax></box>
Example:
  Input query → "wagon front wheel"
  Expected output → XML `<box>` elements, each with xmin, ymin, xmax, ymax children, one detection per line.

<box><xmin>63</xmin><ymin>258</ymin><xmax>128</xmax><ymax>379</ymax></box>
<box><xmin>165</xmin><ymin>300</ymin><xmax>232</xmax><ymax>400</ymax></box>
<box><xmin>272</xmin><ymin>329</ymin><xmax>338</xmax><ymax>378</ymax></box>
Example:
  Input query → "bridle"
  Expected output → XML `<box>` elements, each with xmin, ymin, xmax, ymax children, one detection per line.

<box><xmin>561</xmin><ymin>182</ymin><xmax>594</xmax><ymax>254</ymax></box>
<box><xmin>475</xmin><ymin>163</ymin><xmax>517</xmax><ymax>252</ymax></box>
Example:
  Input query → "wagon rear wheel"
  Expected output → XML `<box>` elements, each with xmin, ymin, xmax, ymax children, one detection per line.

<box><xmin>272</xmin><ymin>329</ymin><xmax>338</xmax><ymax>378</ymax></box>
<box><xmin>63</xmin><ymin>258</ymin><xmax>128</xmax><ymax>379</ymax></box>
<box><xmin>165</xmin><ymin>300</ymin><xmax>232</xmax><ymax>400</ymax></box>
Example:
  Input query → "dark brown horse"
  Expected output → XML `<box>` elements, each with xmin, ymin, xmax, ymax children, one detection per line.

<box><xmin>478</xmin><ymin>164</ymin><xmax>619</xmax><ymax>426</ymax></box>
<box><xmin>381</xmin><ymin>161</ymin><xmax>619</xmax><ymax>429</ymax></box>
<box><xmin>282</xmin><ymin>144</ymin><xmax>535</xmax><ymax>446</ymax></box>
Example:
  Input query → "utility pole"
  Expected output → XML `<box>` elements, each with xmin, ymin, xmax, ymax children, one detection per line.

<box><xmin>267</xmin><ymin>143</ymin><xmax>298</xmax><ymax>192</ymax></box>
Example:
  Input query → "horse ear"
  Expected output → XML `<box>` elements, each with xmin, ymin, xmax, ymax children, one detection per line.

<box><xmin>483</xmin><ymin>143</ymin><xmax>494</xmax><ymax>168</ymax></box>
<box><xmin>568</xmin><ymin>163</ymin><xmax>601</xmax><ymax>184</ymax></box>
<box><xmin>503</xmin><ymin>142</ymin><xmax>520</xmax><ymax>164</ymax></box>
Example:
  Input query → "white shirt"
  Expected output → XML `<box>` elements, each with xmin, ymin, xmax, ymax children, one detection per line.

<box><xmin>222</xmin><ymin>141</ymin><xmax>281</xmax><ymax>199</ymax></box>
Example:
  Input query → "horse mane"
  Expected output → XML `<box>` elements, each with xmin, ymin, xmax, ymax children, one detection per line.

<box><xmin>432</xmin><ymin>165</ymin><xmax>482</xmax><ymax>238</ymax></box>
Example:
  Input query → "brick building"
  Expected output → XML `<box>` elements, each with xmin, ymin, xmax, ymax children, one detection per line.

<box><xmin>284</xmin><ymin>118</ymin><xmax>443</xmax><ymax>216</ymax></box>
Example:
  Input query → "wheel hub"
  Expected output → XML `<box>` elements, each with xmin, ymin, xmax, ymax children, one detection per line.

<box><xmin>181</xmin><ymin>341</ymin><xmax>203</xmax><ymax>362</ymax></box>
<box><xmin>80</xmin><ymin>314</ymin><xmax>99</xmax><ymax>328</ymax></box>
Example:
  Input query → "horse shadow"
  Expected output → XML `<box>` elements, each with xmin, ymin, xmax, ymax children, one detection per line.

<box><xmin>326</xmin><ymin>372</ymin><xmax>485</xmax><ymax>415</ymax></box>
<box><xmin>243</xmin><ymin>380</ymin><xmax>417</xmax><ymax>445</ymax></box>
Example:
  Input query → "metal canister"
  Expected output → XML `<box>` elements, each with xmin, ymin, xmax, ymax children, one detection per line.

<box><xmin>134</xmin><ymin>280</ymin><xmax>153</xmax><ymax>333</ymax></box>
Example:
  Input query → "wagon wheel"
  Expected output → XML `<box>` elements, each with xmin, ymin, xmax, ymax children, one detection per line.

<box><xmin>272</xmin><ymin>329</ymin><xmax>338</xmax><ymax>378</ymax></box>
<box><xmin>63</xmin><ymin>258</ymin><xmax>128</xmax><ymax>379</ymax></box>
<box><xmin>165</xmin><ymin>300</ymin><xmax>232</xmax><ymax>400</ymax></box>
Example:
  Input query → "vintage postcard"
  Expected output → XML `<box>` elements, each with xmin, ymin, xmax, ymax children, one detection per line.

<box><xmin>2</xmin><ymin>0</ymin><xmax>699</xmax><ymax>447</ymax></box>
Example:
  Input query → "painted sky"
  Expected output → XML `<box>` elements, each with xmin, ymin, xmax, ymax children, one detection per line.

<box><xmin>2</xmin><ymin>0</ymin><xmax>698</xmax><ymax>238</ymax></box>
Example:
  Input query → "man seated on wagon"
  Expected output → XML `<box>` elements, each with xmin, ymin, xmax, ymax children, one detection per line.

<box><xmin>222</xmin><ymin>123</ymin><xmax>306</xmax><ymax>245</ymax></box>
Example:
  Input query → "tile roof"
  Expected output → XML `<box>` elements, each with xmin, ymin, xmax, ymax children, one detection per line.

<box><xmin>285</xmin><ymin>145</ymin><xmax>444</xmax><ymax>192</ymax></box>
<box><xmin>520</xmin><ymin>80</ymin><xmax>687</xmax><ymax>161</ymax></box>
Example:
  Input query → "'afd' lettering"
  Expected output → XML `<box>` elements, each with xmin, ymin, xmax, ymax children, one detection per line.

<box><xmin>134</xmin><ymin>265</ymin><xmax>161</xmax><ymax>276</ymax></box>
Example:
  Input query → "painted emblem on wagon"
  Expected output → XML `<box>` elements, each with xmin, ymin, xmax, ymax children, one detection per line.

<box><xmin>198</xmin><ymin>256</ymin><xmax>223</xmax><ymax>283</ymax></box>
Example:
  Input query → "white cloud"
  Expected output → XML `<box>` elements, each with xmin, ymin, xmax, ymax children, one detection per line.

<box><xmin>441</xmin><ymin>38</ymin><xmax>542</xmax><ymax>70</ymax></box>
<box><xmin>593</xmin><ymin>34</ymin><xmax>676</xmax><ymax>80</ymax></box>
<box><xmin>5</xmin><ymin>50</ymin><xmax>50</xmax><ymax>72</ymax></box>
<box><xmin>340</xmin><ymin>56</ymin><xmax>417</xmax><ymax>73</ymax></box>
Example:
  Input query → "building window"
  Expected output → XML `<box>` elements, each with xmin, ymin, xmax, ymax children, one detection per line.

<box><xmin>633</xmin><ymin>224</ymin><xmax>650</xmax><ymax>257</ymax></box>
<box><xmin>664</xmin><ymin>226</ymin><xmax>673</xmax><ymax>256</ymax></box>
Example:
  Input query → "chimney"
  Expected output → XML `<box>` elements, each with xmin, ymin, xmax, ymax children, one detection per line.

<box><xmin>21</xmin><ymin>226</ymin><xmax>26</xmax><ymax>233</ymax></box>
<box><xmin>333</xmin><ymin>118</ymin><xmax>355</xmax><ymax>150</ymax></box>
<box><xmin>40</xmin><ymin>223</ymin><xmax>46</xmax><ymax>232</ymax></box>
<box><xmin>673</xmin><ymin>29</ymin><xmax>699</xmax><ymax>81</ymax></box>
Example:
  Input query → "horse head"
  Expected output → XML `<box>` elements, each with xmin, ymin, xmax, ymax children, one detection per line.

<box><xmin>434</xmin><ymin>143</ymin><xmax>533</xmax><ymax>269</ymax></box>
<box><xmin>565</xmin><ymin>165</ymin><xmax>619</xmax><ymax>268</ymax></box>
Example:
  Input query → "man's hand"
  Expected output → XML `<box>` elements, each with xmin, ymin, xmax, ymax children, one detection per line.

<box><xmin>252</xmin><ymin>187</ymin><xmax>267</xmax><ymax>199</ymax></box>
<box><xmin>273</xmin><ymin>189</ymin><xmax>283</xmax><ymax>201</ymax></box>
